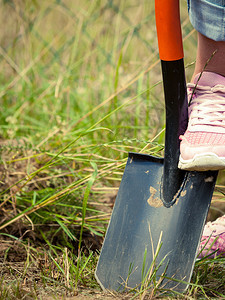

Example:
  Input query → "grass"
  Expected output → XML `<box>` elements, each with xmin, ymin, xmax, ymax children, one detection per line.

<box><xmin>0</xmin><ymin>0</ymin><xmax>225</xmax><ymax>298</ymax></box>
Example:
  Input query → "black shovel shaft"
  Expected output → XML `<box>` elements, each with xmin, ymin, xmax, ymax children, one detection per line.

<box><xmin>161</xmin><ymin>59</ymin><xmax>188</xmax><ymax>205</ymax></box>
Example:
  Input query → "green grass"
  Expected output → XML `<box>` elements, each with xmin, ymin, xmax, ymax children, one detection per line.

<box><xmin>0</xmin><ymin>0</ymin><xmax>225</xmax><ymax>299</ymax></box>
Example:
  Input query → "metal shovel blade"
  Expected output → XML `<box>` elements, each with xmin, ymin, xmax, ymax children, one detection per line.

<box><xmin>95</xmin><ymin>152</ymin><xmax>217</xmax><ymax>292</ymax></box>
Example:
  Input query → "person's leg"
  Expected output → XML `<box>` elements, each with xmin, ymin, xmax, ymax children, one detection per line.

<box><xmin>187</xmin><ymin>0</ymin><xmax>225</xmax><ymax>80</ymax></box>
<box><xmin>192</xmin><ymin>33</ymin><xmax>225</xmax><ymax>81</ymax></box>
<box><xmin>178</xmin><ymin>0</ymin><xmax>225</xmax><ymax>171</ymax></box>
<box><xmin>181</xmin><ymin>0</ymin><xmax>225</xmax><ymax>258</ymax></box>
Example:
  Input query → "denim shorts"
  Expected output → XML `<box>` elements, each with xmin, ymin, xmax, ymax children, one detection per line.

<box><xmin>187</xmin><ymin>0</ymin><xmax>225</xmax><ymax>41</ymax></box>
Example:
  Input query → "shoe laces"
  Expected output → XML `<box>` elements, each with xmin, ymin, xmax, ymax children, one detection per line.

<box><xmin>187</xmin><ymin>83</ymin><xmax>225</xmax><ymax>127</ymax></box>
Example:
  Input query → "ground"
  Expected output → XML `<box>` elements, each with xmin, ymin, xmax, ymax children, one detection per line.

<box><xmin>1</xmin><ymin>143</ymin><xmax>225</xmax><ymax>299</ymax></box>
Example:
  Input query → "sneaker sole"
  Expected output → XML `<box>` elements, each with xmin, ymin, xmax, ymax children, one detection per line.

<box><xmin>178</xmin><ymin>153</ymin><xmax>225</xmax><ymax>171</ymax></box>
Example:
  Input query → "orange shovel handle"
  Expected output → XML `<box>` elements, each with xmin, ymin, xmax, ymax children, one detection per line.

<box><xmin>155</xmin><ymin>0</ymin><xmax>183</xmax><ymax>61</ymax></box>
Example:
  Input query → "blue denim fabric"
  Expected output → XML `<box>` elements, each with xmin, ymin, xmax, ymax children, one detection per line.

<box><xmin>187</xmin><ymin>0</ymin><xmax>225</xmax><ymax>41</ymax></box>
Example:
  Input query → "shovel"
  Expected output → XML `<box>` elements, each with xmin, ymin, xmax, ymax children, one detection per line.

<box><xmin>95</xmin><ymin>0</ymin><xmax>218</xmax><ymax>292</ymax></box>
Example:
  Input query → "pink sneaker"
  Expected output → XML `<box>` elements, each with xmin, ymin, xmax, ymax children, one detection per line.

<box><xmin>198</xmin><ymin>215</ymin><xmax>225</xmax><ymax>258</ymax></box>
<box><xmin>178</xmin><ymin>72</ymin><xmax>225</xmax><ymax>171</ymax></box>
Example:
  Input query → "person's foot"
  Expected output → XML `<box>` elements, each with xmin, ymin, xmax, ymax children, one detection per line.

<box><xmin>178</xmin><ymin>72</ymin><xmax>225</xmax><ymax>171</ymax></box>
<box><xmin>198</xmin><ymin>215</ymin><xmax>225</xmax><ymax>258</ymax></box>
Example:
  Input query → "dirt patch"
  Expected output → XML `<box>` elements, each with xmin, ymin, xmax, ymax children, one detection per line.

<box><xmin>53</xmin><ymin>291</ymin><xmax>131</xmax><ymax>299</ymax></box>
